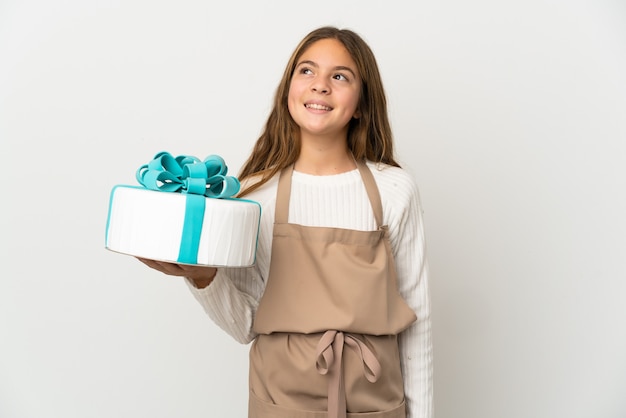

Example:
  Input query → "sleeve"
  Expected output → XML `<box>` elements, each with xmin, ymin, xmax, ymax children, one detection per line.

<box><xmin>184</xmin><ymin>175</ymin><xmax>277</xmax><ymax>344</ymax></box>
<box><xmin>388</xmin><ymin>172</ymin><xmax>434</xmax><ymax>418</ymax></box>
<box><xmin>185</xmin><ymin>265</ymin><xmax>264</xmax><ymax>344</ymax></box>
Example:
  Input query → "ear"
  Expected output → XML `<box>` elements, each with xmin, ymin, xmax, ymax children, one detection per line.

<box><xmin>352</xmin><ymin>109</ymin><xmax>361</xmax><ymax>119</ymax></box>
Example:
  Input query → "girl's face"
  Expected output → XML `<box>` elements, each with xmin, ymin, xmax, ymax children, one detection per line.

<box><xmin>288</xmin><ymin>38</ymin><xmax>361</xmax><ymax>143</ymax></box>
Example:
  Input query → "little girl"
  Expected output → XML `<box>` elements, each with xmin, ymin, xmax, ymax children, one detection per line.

<box><xmin>139</xmin><ymin>26</ymin><xmax>433</xmax><ymax>418</ymax></box>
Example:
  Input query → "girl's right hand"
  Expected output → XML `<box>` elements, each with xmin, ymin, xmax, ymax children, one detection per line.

<box><xmin>136</xmin><ymin>257</ymin><xmax>217</xmax><ymax>289</ymax></box>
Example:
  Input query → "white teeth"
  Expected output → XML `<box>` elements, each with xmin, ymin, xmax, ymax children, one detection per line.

<box><xmin>306</xmin><ymin>103</ymin><xmax>331</xmax><ymax>111</ymax></box>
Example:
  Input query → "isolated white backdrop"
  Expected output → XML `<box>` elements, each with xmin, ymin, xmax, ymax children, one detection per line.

<box><xmin>1</xmin><ymin>1</ymin><xmax>625</xmax><ymax>417</ymax></box>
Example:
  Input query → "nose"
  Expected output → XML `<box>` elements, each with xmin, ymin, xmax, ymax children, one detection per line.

<box><xmin>311</xmin><ymin>78</ymin><xmax>330</xmax><ymax>94</ymax></box>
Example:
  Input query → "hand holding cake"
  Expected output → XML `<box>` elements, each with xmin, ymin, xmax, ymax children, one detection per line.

<box><xmin>136</xmin><ymin>257</ymin><xmax>217</xmax><ymax>288</ymax></box>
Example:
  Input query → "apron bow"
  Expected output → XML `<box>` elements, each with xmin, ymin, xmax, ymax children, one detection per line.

<box><xmin>316</xmin><ymin>330</ymin><xmax>382</xmax><ymax>418</ymax></box>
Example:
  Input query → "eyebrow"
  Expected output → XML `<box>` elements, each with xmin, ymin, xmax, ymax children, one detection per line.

<box><xmin>296</xmin><ymin>60</ymin><xmax>358</xmax><ymax>78</ymax></box>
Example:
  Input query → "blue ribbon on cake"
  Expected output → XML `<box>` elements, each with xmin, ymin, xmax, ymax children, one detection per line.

<box><xmin>136</xmin><ymin>151</ymin><xmax>241</xmax><ymax>264</ymax></box>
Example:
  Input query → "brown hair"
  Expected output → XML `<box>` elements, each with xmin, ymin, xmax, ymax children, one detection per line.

<box><xmin>238</xmin><ymin>26</ymin><xmax>399</xmax><ymax>196</ymax></box>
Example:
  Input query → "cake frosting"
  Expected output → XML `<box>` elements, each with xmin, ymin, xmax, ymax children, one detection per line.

<box><xmin>106</xmin><ymin>186</ymin><xmax>261</xmax><ymax>267</ymax></box>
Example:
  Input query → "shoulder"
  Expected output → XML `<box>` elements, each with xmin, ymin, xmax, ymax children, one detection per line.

<box><xmin>366</xmin><ymin>161</ymin><xmax>421</xmax><ymax>200</ymax></box>
<box><xmin>238</xmin><ymin>172</ymin><xmax>279</xmax><ymax>208</ymax></box>
<box><xmin>366</xmin><ymin>161</ymin><xmax>425</xmax><ymax>225</ymax></box>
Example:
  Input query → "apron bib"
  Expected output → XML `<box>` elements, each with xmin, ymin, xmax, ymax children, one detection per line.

<box><xmin>249</xmin><ymin>160</ymin><xmax>417</xmax><ymax>418</ymax></box>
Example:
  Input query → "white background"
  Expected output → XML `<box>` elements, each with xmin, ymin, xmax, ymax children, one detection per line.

<box><xmin>1</xmin><ymin>1</ymin><xmax>625</xmax><ymax>417</ymax></box>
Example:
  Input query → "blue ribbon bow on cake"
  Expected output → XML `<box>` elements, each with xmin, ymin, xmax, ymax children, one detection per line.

<box><xmin>135</xmin><ymin>151</ymin><xmax>241</xmax><ymax>264</ymax></box>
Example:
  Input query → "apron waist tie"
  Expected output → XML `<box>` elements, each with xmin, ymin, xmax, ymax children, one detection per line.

<box><xmin>315</xmin><ymin>330</ymin><xmax>382</xmax><ymax>418</ymax></box>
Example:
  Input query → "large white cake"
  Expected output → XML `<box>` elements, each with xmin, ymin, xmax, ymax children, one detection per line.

<box><xmin>105</xmin><ymin>185</ymin><xmax>261</xmax><ymax>267</ymax></box>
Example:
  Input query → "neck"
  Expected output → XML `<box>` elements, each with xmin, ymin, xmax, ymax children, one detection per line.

<box><xmin>295</xmin><ymin>135</ymin><xmax>356</xmax><ymax>175</ymax></box>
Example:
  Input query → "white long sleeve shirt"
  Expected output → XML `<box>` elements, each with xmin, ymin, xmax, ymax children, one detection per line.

<box><xmin>186</xmin><ymin>161</ymin><xmax>433</xmax><ymax>418</ymax></box>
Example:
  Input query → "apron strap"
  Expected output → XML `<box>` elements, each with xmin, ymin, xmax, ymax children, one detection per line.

<box><xmin>316</xmin><ymin>330</ymin><xmax>382</xmax><ymax>418</ymax></box>
<box><xmin>275</xmin><ymin>164</ymin><xmax>294</xmax><ymax>224</ymax></box>
<box><xmin>275</xmin><ymin>160</ymin><xmax>384</xmax><ymax>228</ymax></box>
<box><xmin>355</xmin><ymin>159</ymin><xmax>384</xmax><ymax>229</ymax></box>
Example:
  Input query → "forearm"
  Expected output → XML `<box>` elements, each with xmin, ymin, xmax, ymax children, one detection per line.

<box><xmin>400</xmin><ymin>313</ymin><xmax>433</xmax><ymax>418</ymax></box>
<box><xmin>186</xmin><ymin>267</ymin><xmax>264</xmax><ymax>344</ymax></box>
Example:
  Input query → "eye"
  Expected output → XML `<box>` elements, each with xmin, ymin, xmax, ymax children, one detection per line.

<box><xmin>333</xmin><ymin>73</ymin><xmax>348</xmax><ymax>81</ymax></box>
<box><xmin>299</xmin><ymin>67</ymin><xmax>313</xmax><ymax>75</ymax></box>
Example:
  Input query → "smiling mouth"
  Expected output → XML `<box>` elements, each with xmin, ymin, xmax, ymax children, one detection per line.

<box><xmin>305</xmin><ymin>103</ymin><xmax>332</xmax><ymax>111</ymax></box>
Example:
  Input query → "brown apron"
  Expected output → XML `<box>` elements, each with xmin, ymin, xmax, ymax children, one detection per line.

<box><xmin>249</xmin><ymin>160</ymin><xmax>417</xmax><ymax>418</ymax></box>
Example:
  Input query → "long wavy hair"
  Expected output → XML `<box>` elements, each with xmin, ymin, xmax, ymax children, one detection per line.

<box><xmin>238</xmin><ymin>26</ymin><xmax>399</xmax><ymax>196</ymax></box>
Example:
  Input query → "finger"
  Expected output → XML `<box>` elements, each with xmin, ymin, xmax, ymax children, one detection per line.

<box><xmin>136</xmin><ymin>257</ymin><xmax>186</xmax><ymax>276</ymax></box>
<box><xmin>136</xmin><ymin>257</ymin><xmax>160</xmax><ymax>269</ymax></box>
